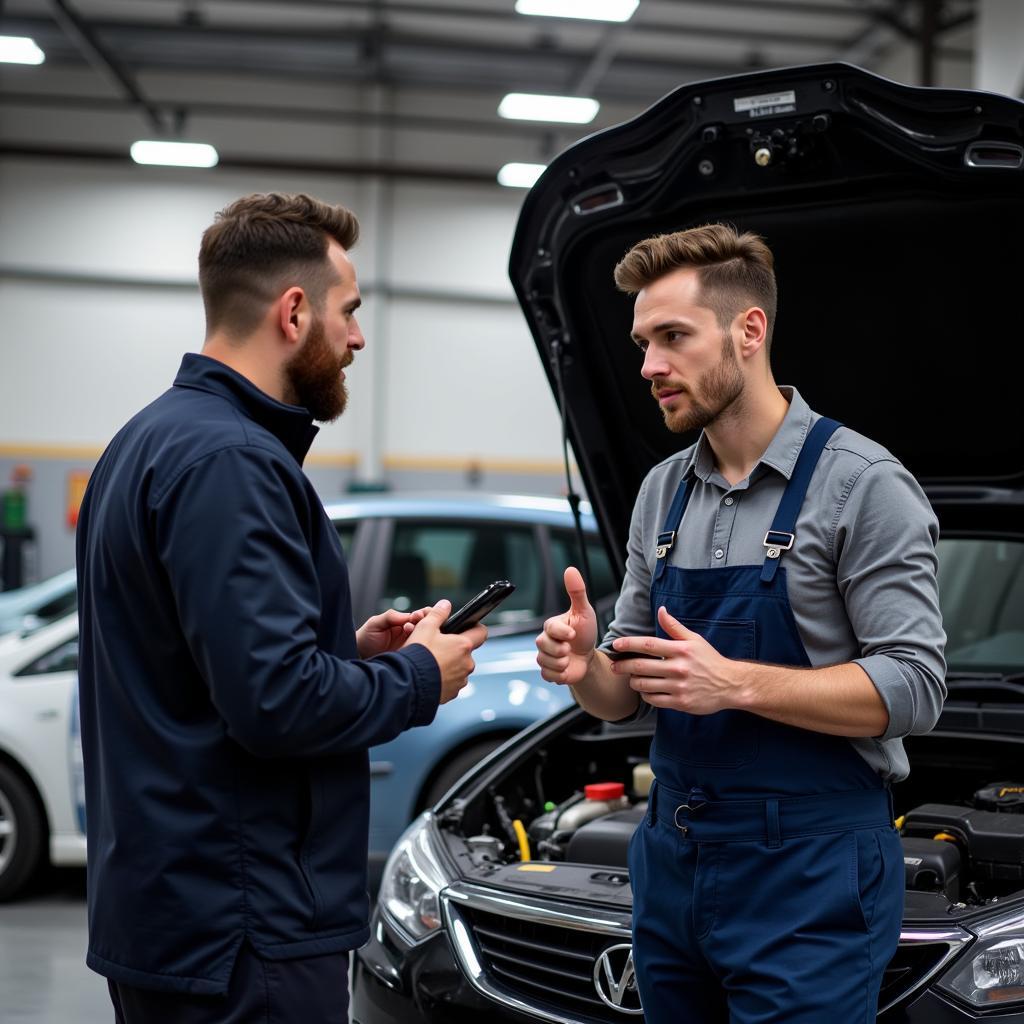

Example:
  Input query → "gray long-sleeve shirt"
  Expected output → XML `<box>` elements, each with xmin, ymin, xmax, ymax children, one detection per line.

<box><xmin>600</xmin><ymin>386</ymin><xmax>946</xmax><ymax>782</ymax></box>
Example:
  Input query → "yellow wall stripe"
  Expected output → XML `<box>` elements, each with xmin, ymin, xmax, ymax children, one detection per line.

<box><xmin>0</xmin><ymin>446</ymin><xmax>571</xmax><ymax>475</ymax></box>
<box><xmin>0</xmin><ymin>443</ymin><xmax>106</xmax><ymax>460</ymax></box>
<box><xmin>304</xmin><ymin>452</ymin><xmax>360</xmax><ymax>468</ymax></box>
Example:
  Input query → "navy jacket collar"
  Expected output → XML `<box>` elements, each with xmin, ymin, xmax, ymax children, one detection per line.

<box><xmin>173</xmin><ymin>352</ymin><xmax>320</xmax><ymax>464</ymax></box>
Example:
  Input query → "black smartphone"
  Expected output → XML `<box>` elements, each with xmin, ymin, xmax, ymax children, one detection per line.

<box><xmin>440</xmin><ymin>580</ymin><xmax>517</xmax><ymax>634</ymax></box>
<box><xmin>605</xmin><ymin>648</ymin><xmax>663</xmax><ymax>662</ymax></box>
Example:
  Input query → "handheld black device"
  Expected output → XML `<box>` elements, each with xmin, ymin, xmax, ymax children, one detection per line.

<box><xmin>605</xmin><ymin>648</ymin><xmax>663</xmax><ymax>662</ymax></box>
<box><xmin>440</xmin><ymin>580</ymin><xmax>516</xmax><ymax>634</ymax></box>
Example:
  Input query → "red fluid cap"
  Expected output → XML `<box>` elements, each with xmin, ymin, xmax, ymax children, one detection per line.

<box><xmin>585</xmin><ymin>782</ymin><xmax>625</xmax><ymax>801</ymax></box>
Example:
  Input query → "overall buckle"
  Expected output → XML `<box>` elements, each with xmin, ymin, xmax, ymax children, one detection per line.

<box><xmin>763</xmin><ymin>529</ymin><xmax>795</xmax><ymax>560</ymax></box>
<box><xmin>673</xmin><ymin>791</ymin><xmax>707</xmax><ymax>837</ymax></box>
<box><xmin>655</xmin><ymin>530</ymin><xmax>676</xmax><ymax>560</ymax></box>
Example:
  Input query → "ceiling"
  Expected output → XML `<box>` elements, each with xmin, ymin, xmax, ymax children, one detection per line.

<box><xmin>0</xmin><ymin>0</ymin><xmax>978</xmax><ymax>182</ymax></box>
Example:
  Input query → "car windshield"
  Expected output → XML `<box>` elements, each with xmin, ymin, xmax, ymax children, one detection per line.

<box><xmin>0</xmin><ymin>569</ymin><xmax>78</xmax><ymax>637</ymax></box>
<box><xmin>939</xmin><ymin>537</ymin><xmax>1024</xmax><ymax>676</ymax></box>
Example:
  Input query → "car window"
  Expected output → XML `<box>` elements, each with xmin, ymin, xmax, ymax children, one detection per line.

<box><xmin>381</xmin><ymin>522</ymin><xmax>543</xmax><ymax>626</ymax></box>
<box><xmin>334</xmin><ymin>522</ymin><xmax>357</xmax><ymax>558</ymax></box>
<box><xmin>549</xmin><ymin>528</ymin><xmax>618</xmax><ymax>602</ymax></box>
<box><xmin>16</xmin><ymin>638</ymin><xmax>79</xmax><ymax>677</ymax></box>
<box><xmin>939</xmin><ymin>537</ymin><xmax>1024</xmax><ymax>673</ymax></box>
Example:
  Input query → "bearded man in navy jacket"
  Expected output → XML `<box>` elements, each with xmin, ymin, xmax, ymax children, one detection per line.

<box><xmin>76</xmin><ymin>192</ymin><xmax>485</xmax><ymax>1023</ymax></box>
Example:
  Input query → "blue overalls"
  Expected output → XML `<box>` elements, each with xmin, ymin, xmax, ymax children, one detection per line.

<box><xmin>627</xmin><ymin>418</ymin><xmax>904</xmax><ymax>1024</ymax></box>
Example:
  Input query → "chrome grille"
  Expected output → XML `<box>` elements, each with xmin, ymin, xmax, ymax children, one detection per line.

<box><xmin>466</xmin><ymin>908</ymin><xmax>630</xmax><ymax>1021</ymax></box>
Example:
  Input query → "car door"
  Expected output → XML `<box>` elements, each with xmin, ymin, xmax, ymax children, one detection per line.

<box><xmin>329</xmin><ymin>514</ymin><xmax>389</xmax><ymax>626</ymax></box>
<box><xmin>544</xmin><ymin>524</ymin><xmax>620</xmax><ymax>625</ymax></box>
<box><xmin>0</xmin><ymin>618</ymin><xmax>83</xmax><ymax>898</ymax></box>
<box><xmin>9</xmin><ymin>628</ymin><xmax>82</xmax><ymax>843</ymax></box>
<box><xmin>363</xmin><ymin>513</ymin><xmax>562</xmax><ymax>867</ymax></box>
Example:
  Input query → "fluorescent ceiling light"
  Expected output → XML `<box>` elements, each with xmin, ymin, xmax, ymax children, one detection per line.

<box><xmin>497</xmin><ymin>162</ymin><xmax>545</xmax><ymax>188</ymax></box>
<box><xmin>499</xmin><ymin>92</ymin><xmax>599</xmax><ymax>124</ymax></box>
<box><xmin>514</xmin><ymin>0</ymin><xmax>639</xmax><ymax>22</ymax></box>
<box><xmin>0</xmin><ymin>35</ymin><xmax>45</xmax><ymax>65</ymax></box>
<box><xmin>130</xmin><ymin>140</ymin><xmax>219</xmax><ymax>168</ymax></box>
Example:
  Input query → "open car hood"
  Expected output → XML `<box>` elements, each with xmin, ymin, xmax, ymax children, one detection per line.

<box><xmin>509</xmin><ymin>63</ymin><xmax>1024</xmax><ymax>557</ymax></box>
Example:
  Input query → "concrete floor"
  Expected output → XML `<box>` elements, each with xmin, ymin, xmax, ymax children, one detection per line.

<box><xmin>0</xmin><ymin>868</ymin><xmax>360</xmax><ymax>1023</ymax></box>
<box><xmin>0</xmin><ymin>868</ymin><xmax>111</xmax><ymax>1023</ymax></box>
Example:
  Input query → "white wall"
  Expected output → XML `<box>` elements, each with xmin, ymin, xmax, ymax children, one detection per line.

<box><xmin>0</xmin><ymin>157</ymin><xmax>564</xmax><ymax>467</ymax></box>
<box><xmin>0</xmin><ymin>156</ymin><xmax>572</xmax><ymax>579</ymax></box>
<box><xmin>975</xmin><ymin>0</ymin><xmax>1024</xmax><ymax>96</ymax></box>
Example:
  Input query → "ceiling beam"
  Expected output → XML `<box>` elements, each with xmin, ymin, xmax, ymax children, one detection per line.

<box><xmin>46</xmin><ymin>0</ymin><xmax>166</xmax><ymax>134</ymax></box>
<box><xmin>843</xmin><ymin>0</ymin><xmax>976</xmax><ymax>42</ymax></box>
<box><xmin>11</xmin><ymin>8</ymin><xmax>863</xmax><ymax>55</ymax></box>
<box><xmin>168</xmin><ymin>0</ymin><xmax>881</xmax><ymax>23</ymax></box>
<box><xmin>572</xmin><ymin>21</ymin><xmax>632</xmax><ymax>98</ymax></box>
<box><xmin>0</xmin><ymin>142</ymin><xmax>500</xmax><ymax>185</ymax></box>
<box><xmin>6</xmin><ymin>18</ymin><xmax>795</xmax><ymax>100</ymax></box>
<box><xmin>0</xmin><ymin>90</ymin><xmax>597</xmax><ymax>141</ymax></box>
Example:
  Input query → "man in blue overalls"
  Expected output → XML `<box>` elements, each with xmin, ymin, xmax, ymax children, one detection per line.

<box><xmin>536</xmin><ymin>224</ymin><xmax>946</xmax><ymax>1023</ymax></box>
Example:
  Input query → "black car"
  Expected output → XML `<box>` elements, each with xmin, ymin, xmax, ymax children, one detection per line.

<box><xmin>352</xmin><ymin>62</ymin><xmax>1024</xmax><ymax>1023</ymax></box>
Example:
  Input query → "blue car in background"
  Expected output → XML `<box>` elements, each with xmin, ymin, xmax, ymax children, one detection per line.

<box><xmin>0</xmin><ymin>494</ymin><xmax>617</xmax><ymax>898</ymax></box>
<box><xmin>323</xmin><ymin>493</ymin><xmax>618</xmax><ymax>881</ymax></box>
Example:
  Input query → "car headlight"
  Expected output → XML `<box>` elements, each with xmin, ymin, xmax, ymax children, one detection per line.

<box><xmin>938</xmin><ymin>907</ymin><xmax>1024</xmax><ymax>1009</ymax></box>
<box><xmin>378</xmin><ymin>812</ymin><xmax>450</xmax><ymax>943</ymax></box>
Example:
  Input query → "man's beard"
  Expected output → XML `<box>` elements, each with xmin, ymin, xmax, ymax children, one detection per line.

<box><xmin>656</xmin><ymin>330</ymin><xmax>744</xmax><ymax>434</ymax></box>
<box><xmin>285</xmin><ymin>315</ymin><xmax>350</xmax><ymax>422</ymax></box>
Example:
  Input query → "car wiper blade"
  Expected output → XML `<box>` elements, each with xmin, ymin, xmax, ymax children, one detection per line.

<box><xmin>945</xmin><ymin>673</ymin><xmax>1024</xmax><ymax>702</ymax></box>
<box><xmin>946</xmin><ymin>672</ymin><xmax>1024</xmax><ymax>684</ymax></box>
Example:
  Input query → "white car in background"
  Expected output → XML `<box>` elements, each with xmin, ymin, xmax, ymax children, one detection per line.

<box><xmin>0</xmin><ymin>568</ymin><xmax>77</xmax><ymax>638</ymax></box>
<box><xmin>0</xmin><ymin>612</ymin><xmax>84</xmax><ymax>899</ymax></box>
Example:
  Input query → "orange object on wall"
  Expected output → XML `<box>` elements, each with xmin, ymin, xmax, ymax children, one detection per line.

<box><xmin>67</xmin><ymin>470</ymin><xmax>91</xmax><ymax>529</ymax></box>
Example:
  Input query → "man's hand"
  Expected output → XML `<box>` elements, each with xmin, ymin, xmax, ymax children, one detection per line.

<box><xmin>405</xmin><ymin>600</ymin><xmax>487</xmax><ymax>704</ymax></box>
<box><xmin>610</xmin><ymin>605</ymin><xmax>738</xmax><ymax>714</ymax></box>
<box><xmin>535</xmin><ymin>567</ymin><xmax>599</xmax><ymax>686</ymax></box>
<box><xmin>356</xmin><ymin>606</ymin><xmax>432</xmax><ymax>659</ymax></box>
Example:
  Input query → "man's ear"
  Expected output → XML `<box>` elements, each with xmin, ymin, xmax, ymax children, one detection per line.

<box><xmin>737</xmin><ymin>306</ymin><xmax>768</xmax><ymax>358</ymax></box>
<box><xmin>277</xmin><ymin>287</ymin><xmax>307</xmax><ymax>348</ymax></box>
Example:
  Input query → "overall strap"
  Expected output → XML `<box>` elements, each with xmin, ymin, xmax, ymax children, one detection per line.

<box><xmin>653</xmin><ymin>475</ymin><xmax>694</xmax><ymax>582</ymax></box>
<box><xmin>760</xmin><ymin>417</ymin><xmax>842</xmax><ymax>584</ymax></box>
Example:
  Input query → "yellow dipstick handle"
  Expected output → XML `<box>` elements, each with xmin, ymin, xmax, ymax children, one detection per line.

<box><xmin>512</xmin><ymin>819</ymin><xmax>531</xmax><ymax>862</ymax></box>
<box><xmin>933</xmin><ymin>832</ymin><xmax>958</xmax><ymax>843</ymax></box>
<box><xmin>894</xmin><ymin>816</ymin><xmax>905</xmax><ymax>831</ymax></box>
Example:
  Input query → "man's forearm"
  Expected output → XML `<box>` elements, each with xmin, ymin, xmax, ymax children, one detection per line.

<box><xmin>732</xmin><ymin>660</ymin><xmax>889</xmax><ymax>737</ymax></box>
<box><xmin>571</xmin><ymin>651</ymin><xmax>641</xmax><ymax>721</ymax></box>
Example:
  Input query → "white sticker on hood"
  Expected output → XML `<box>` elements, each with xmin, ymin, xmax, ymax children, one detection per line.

<box><xmin>734</xmin><ymin>89</ymin><xmax>797</xmax><ymax>118</ymax></box>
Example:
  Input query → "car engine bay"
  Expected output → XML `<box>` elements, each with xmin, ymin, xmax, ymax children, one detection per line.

<box><xmin>437</xmin><ymin>717</ymin><xmax>1024</xmax><ymax>913</ymax></box>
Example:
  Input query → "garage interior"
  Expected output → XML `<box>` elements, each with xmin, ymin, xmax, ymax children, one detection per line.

<box><xmin>1</xmin><ymin>2</ymin><xmax>1021</xmax><ymax>1022</ymax></box>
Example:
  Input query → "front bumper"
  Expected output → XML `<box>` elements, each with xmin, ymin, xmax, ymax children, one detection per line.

<box><xmin>351</xmin><ymin>912</ymin><xmax>531</xmax><ymax>1024</ymax></box>
<box><xmin>353</xmin><ymin>889</ymin><xmax>1024</xmax><ymax>1024</ymax></box>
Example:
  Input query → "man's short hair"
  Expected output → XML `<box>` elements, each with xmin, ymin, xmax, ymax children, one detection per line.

<box><xmin>613</xmin><ymin>223</ymin><xmax>778</xmax><ymax>350</ymax></box>
<box><xmin>199</xmin><ymin>192</ymin><xmax>360</xmax><ymax>337</ymax></box>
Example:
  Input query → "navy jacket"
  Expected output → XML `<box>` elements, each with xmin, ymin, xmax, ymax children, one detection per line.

<box><xmin>76</xmin><ymin>353</ymin><xmax>440</xmax><ymax>994</ymax></box>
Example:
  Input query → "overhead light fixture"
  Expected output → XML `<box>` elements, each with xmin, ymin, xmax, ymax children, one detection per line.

<box><xmin>499</xmin><ymin>92</ymin><xmax>599</xmax><ymax>125</ymax></box>
<box><xmin>497</xmin><ymin>162</ymin><xmax>545</xmax><ymax>188</ymax></box>
<box><xmin>514</xmin><ymin>0</ymin><xmax>639</xmax><ymax>22</ymax></box>
<box><xmin>0</xmin><ymin>35</ymin><xmax>45</xmax><ymax>65</ymax></box>
<box><xmin>130</xmin><ymin>140</ymin><xmax>219</xmax><ymax>168</ymax></box>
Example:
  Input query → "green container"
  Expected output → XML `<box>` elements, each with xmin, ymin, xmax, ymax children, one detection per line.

<box><xmin>2</xmin><ymin>490</ymin><xmax>26</xmax><ymax>531</ymax></box>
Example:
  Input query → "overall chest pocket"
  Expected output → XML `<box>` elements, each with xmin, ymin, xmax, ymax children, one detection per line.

<box><xmin>653</xmin><ymin>617</ymin><xmax>759</xmax><ymax>769</ymax></box>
